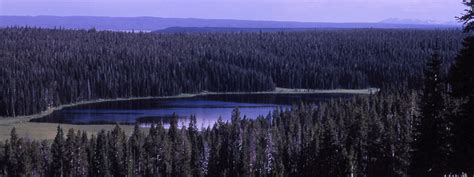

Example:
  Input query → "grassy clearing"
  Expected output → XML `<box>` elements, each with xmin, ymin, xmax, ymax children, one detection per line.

<box><xmin>0</xmin><ymin>123</ymin><xmax>141</xmax><ymax>141</ymax></box>
<box><xmin>0</xmin><ymin>88</ymin><xmax>378</xmax><ymax>141</ymax></box>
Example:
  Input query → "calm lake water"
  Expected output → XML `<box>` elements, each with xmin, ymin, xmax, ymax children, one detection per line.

<box><xmin>31</xmin><ymin>93</ymin><xmax>354</xmax><ymax>127</ymax></box>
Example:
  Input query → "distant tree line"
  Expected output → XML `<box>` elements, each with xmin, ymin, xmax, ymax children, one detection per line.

<box><xmin>0</xmin><ymin>28</ymin><xmax>464</xmax><ymax>117</ymax></box>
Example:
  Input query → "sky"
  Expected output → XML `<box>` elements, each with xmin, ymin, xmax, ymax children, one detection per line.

<box><xmin>0</xmin><ymin>0</ymin><xmax>467</xmax><ymax>23</ymax></box>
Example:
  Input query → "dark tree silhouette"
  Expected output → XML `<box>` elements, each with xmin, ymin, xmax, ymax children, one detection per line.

<box><xmin>411</xmin><ymin>51</ymin><xmax>451</xmax><ymax>177</ymax></box>
<box><xmin>449</xmin><ymin>2</ymin><xmax>474</xmax><ymax>175</ymax></box>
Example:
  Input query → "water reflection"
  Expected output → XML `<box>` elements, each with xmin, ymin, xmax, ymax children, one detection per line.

<box><xmin>31</xmin><ymin>93</ymin><xmax>353</xmax><ymax>128</ymax></box>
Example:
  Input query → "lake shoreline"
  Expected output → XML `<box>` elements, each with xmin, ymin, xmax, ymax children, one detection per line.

<box><xmin>0</xmin><ymin>87</ymin><xmax>378</xmax><ymax>141</ymax></box>
<box><xmin>0</xmin><ymin>87</ymin><xmax>379</xmax><ymax>125</ymax></box>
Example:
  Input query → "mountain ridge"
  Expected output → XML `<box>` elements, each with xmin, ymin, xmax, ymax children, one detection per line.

<box><xmin>0</xmin><ymin>15</ymin><xmax>460</xmax><ymax>31</ymax></box>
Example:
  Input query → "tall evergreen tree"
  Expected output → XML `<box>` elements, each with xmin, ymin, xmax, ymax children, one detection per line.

<box><xmin>449</xmin><ymin>2</ymin><xmax>474</xmax><ymax>175</ymax></box>
<box><xmin>4</xmin><ymin>128</ymin><xmax>31</xmax><ymax>177</ymax></box>
<box><xmin>64</xmin><ymin>129</ymin><xmax>76</xmax><ymax>177</ymax></box>
<box><xmin>188</xmin><ymin>115</ymin><xmax>205</xmax><ymax>177</ymax></box>
<box><xmin>39</xmin><ymin>140</ymin><xmax>51</xmax><ymax>177</ymax></box>
<box><xmin>50</xmin><ymin>126</ymin><xmax>65</xmax><ymax>177</ymax></box>
<box><xmin>317</xmin><ymin>118</ymin><xmax>349</xmax><ymax>177</ymax></box>
<box><xmin>108</xmin><ymin>125</ymin><xmax>128</xmax><ymax>177</ymax></box>
<box><xmin>129</xmin><ymin>124</ymin><xmax>144</xmax><ymax>176</ymax></box>
<box><xmin>93</xmin><ymin>130</ymin><xmax>110</xmax><ymax>177</ymax></box>
<box><xmin>74</xmin><ymin>131</ymin><xmax>89</xmax><ymax>177</ymax></box>
<box><xmin>0</xmin><ymin>141</ymin><xmax>4</xmax><ymax>176</ymax></box>
<box><xmin>411</xmin><ymin>50</ymin><xmax>451</xmax><ymax>176</ymax></box>
<box><xmin>458</xmin><ymin>0</ymin><xmax>474</xmax><ymax>32</ymax></box>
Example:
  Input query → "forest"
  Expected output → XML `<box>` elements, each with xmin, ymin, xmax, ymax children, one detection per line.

<box><xmin>0</xmin><ymin>90</ymin><xmax>418</xmax><ymax>177</ymax></box>
<box><xmin>1</xmin><ymin>2</ymin><xmax>474</xmax><ymax>177</ymax></box>
<box><xmin>0</xmin><ymin>27</ymin><xmax>465</xmax><ymax>117</ymax></box>
<box><xmin>0</xmin><ymin>30</ymin><xmax>473</xmax><ymax>177</ymax></box>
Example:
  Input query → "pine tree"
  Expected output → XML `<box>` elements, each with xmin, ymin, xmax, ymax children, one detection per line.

<box><xmin>155</xmin><ymin>121</ymin><xmax>172</xmax><ymax>176</ymax></box>
<box><xmin>129</xmin><ymin>124</ymin><xmax>144</xmax><ymax>176</ymax></box>
<box><xmin>188</xmin><ymin>115</ymin><xmax>204</xmax><ymax>177</ymax></box>
<box><xmin>144</xmin><ymin>124</ymin><xmax>156</xmax><ymax>176</ymax></box>
<box><xmin>411</xmin><ymin>50</ymin><xmax>450</xmax><ymax>176</ymax></box>
<box><xmin>4</xmin><ymin>128</ymin><xmax>32</xmax><ymax>177</ymax></box>
<box><xmin>93</xmin><ymin>130</ymin><xmax>110</xmax><ymax>177</ymax></box>
<box><xmin>29</xmin><ymin>141</ymin><xmax>42</xmax><ymax>176</ymax></box>
<box><xmin>230</xmin><ymin>108</ymin><xmax>243</xmax><ymax>176</ymax></box>
<box><xmin>64</xmin><ymin>128</ymin><xmax>76</xmax><ymax>177</ymax></box>
<box><xmin>167</xmin><ymin>114</ymin><xmax>192</xmax><ymax>176</ymax></box>
<box><xmin>87</xmin><ymin>135</ymin><xmax>96</xmax><ymax>177</ymax></box>
<box><xmin>457</xmin><ymin>0</ymin><xmax>474</xmax><ymax>32</ymax></box>
<box><xmin>16</xmin><ymin>138</ymin><xmax>31</xmax><ymax>176</ymax></box>
<box><xmin>450</xmin><ymin>2</ymin><xmax>474</xmax><ymax>173</ymax></box>
<box><xmin>108</xmin><ymin>125</ymin><xmax>127</xmax><ymax>177</ymax></box>
<box><xmin>207</xmin><ymin>118</ymin><xmax>226</xmax><ymax>177</ymax></box>
<box><xmin>4</xmin><ymin>129</ymin><xmax>16</xmax><ymax>177</ymax></box>
<box><xmin>0</xmin><ymin>141</ymin><xmax>4</xmax><ymax>176</ymax></box>
<box><xmin>317</xmin><ymin>118</ymin><xmax>348</xmax><ymax>177</ymax></box>
<box><xmin>50</xmin><ymin>126</ymin><xmax>65</xmax><ymax>177</ymax></box>
<box><xmin>74</xmin><ymin>131</ymin><xmax>89</xmax><ymax>177</ymax></box>
<box><xmin>39</xmin><ymin>140</ymin><xmax>51</xmax><ymax>177</ymax></box>
<box><xmin>179</xmin><ymin>126</ymin><xmax>192</xmax><ymax>177</ymax></box>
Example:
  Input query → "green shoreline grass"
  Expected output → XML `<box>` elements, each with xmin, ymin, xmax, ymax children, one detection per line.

<box><xmin>0</xmin><ymin>87</ymin><xmax>379</xmax><ymax>141</ymax></box>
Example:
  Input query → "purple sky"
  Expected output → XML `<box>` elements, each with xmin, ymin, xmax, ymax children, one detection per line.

<box><xmin>0</xmin><ymin>0</ymin><xmax>466</xmax><ymax>23</ymax></box>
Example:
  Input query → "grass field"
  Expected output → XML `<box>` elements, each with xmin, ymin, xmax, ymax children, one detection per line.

<box><xmin>0</xmin><ymin>123</ymin><xmax>140</xmax><ymax>141</ymax></box>
<box><xmin>0</xmin><ymin>88</ymin><xmax>379</xmax><ymax>141</ymax></box>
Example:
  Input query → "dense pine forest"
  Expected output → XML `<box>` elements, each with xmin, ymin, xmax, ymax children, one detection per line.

<box><xmin>0</xmin><ymin>91</ymin><xmax>418</xmax><ymax>177</ymax></box>
<box><xmin>1</xmin><ymin>31</ymin><xmax>473</xmax><ymax>176</ymax></box>
<box><xmin>1</xmin><ymin>2</ymin><xmax>474</xmax><ymax>177</ymax></box>
<box><xmin>0</xmin><ymin>27</ymin><xmax>465</xmax><ymax>117</ymax></box>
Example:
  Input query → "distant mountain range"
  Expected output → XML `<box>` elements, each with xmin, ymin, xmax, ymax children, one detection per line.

<box><xmin>380</xmin><ymin>18</ymin><xmax>459</xmax><ymax>25</ymax></box>
<box><xmin>0</xmin><ymin>16</ymin><xmax>461</xmax><ymax>32</ymax></box>
<box><xmin>155</xmin><ymin>27</ymin><xmax>328</xmax><ymax>33</ymax></box>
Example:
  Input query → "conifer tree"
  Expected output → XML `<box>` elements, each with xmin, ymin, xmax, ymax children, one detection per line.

<box><xmin>39</xmin><ymin>140</ymin><xmax>51</xmax><ymax>177</ymax></box>
<box><xmin>458</xmin><ymin>0</ymin><xmax>474</xmax><ymax>32</ymax></box>
<box><xmin>144</xmin><ymin>124</ymin><xmax>158</xmax><ymax>176</ymax></box>
<box><xmin>179</xmin><ymin>125</ymin><xmax>193</xmax><ymax>177</ymax></box>
<box><xmin>74</xmin><ymin>131</ymin><xmax>89</xmax><ymax>177</ymax></box>
<box><xmin>28</xmin><ymin>141</ymin><xmax>42</xmax><ymax>176</ymax></box>
<box><xmin>16</xmin><ymin>138</ymin><xmax>31</xmax><ymax>177</ymax></box>
<box><xmin>109</xmin><ymin>125</ymin><xmax>127</xmax><ymax>177</ymax></box>
<box><xmin>0</xmin><ymin>141</ymin><xmax>4</xmax><ymax>176</ymax></box>
<box><xmin>411</xmin><ymin>50</ymin><xmax>450</xmax><ymax>176</ymax></box>
<box><xmin>50</xmin><ymin>126</ymin><xmax>65</xmax><ymax>177</ymax></box>
<box><xmin>93</xmin><ymin>130</ymin><xmax>110</xmax><ymax>177</ymax></box>
<box><xmin>318</xmin><ymin>118</ymin><xmax>348</xmax><ymax>177</ymax></box>
<box><xmin>64</xmin><ymin>128</ymin><xmax>76</xmax><ymax>177</ymax></box>
<box><xmin>87</xmin><ymin>135</ymin><xmax>96</xmax><ymax>177</ymax></box>
<box><xmin>156</xmin><ymin>121</ymin><xmax>172</xmax><ymax>176</ymax></box>
<box><xmin>188</xmin><ymin>115</ymin><xmax>204</xmax><ymax>177</ymax></box>
<box><xmin>449</xmin><ymin>2</ymin><xmax>474</xmax><ymax>175</ymax></box>
<box><xmin>4</xmin><ymin>128</ymin><xmax>32</xmax><ymax>177</ymax></box>
<box><xmin>129</xmin><ymin>124</ymin><xmax>144</xmax><ymax>176</ymax></box>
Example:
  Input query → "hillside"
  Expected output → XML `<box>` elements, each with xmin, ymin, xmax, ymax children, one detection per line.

<box><xmin>0</xmin><ymin>27</ymin><xmax>464</xmax><ymax>117</ymax></box>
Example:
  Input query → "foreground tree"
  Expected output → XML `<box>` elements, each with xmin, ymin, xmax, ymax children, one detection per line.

<box><xmin>411</xmin><ymin>50</ymin><xmax>451</xmax><ymax>176</ymax></box>
<box><xmin>449</xmin><ymin>2</ymin><xmax>474</xmax><ymax>175</ymax></box>
<box><xmin>50</xmin><ymin>126</ymin><xmax>65</xmax><ymax>177</ymax></box>
<box><xmin>458</xmin><ymin>0</ymin><xmax>474</xmax><ymax>32</ymax></box>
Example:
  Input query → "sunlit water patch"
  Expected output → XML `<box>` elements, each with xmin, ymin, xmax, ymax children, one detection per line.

<box><xmin>31</xmin><ymin>93</ymin><xmax>354</xmax><ymax>128</ymax></box>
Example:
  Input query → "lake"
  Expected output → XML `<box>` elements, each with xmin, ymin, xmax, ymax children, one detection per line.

<box><xmin>31</xmin><ymin>93</ymin><xmax>354</xmax><ymax>128</ymax></box>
